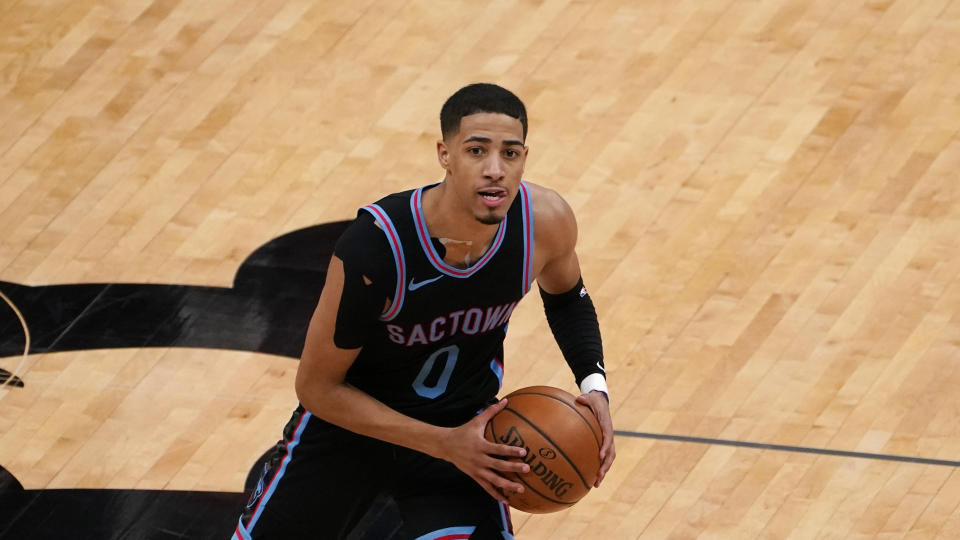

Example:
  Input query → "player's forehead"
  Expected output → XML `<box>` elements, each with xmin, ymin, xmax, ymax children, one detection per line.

<box><xmin>455</xmin><ymin>112</ymin><xmax>525</xmax><ymax>145</ymax></box>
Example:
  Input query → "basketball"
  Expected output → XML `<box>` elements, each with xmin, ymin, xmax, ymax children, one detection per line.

<box><xmin>484</xmin><ymin>385</ymin><xmax>603</xmax><ymax>513</ymax></box>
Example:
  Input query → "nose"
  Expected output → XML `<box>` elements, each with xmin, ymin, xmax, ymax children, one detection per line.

<box><xmin>483</xmin><ymin>154</ymin><xmax>506</xmax><ymax>181</ymax></box>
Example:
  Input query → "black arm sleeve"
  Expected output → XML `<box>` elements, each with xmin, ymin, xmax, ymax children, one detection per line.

<box><xmin>539</xmin><ymin>277</ymin><xmax>604</xmax><ymax>386</ymax></box>
<box><xmin>331</xmin><ymin>212</ymin><xmax>396</xmax><ymax>349</ymax></box>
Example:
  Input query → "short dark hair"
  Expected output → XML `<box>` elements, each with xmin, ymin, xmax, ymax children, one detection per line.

<box><xmin>440</xmin><ymin>83</ymin><xmax>528</xmax><ymax>141</ymax></box>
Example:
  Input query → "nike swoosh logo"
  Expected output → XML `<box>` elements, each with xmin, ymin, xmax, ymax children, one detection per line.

<box><xmin>408</xmin><ymin>275</ymin><xmax>443</xmax><ymax>291</ymax></box>
<box><xmin>597</xmin><ymin>361</ymin><xmax>605</xmax><ymax>373</ymax></box>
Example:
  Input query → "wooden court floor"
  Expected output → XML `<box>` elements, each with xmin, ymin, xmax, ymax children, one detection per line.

<box><xmin>3</xmin><ymin>0</ymin><xmax>960</xmax><ymax>537</ymax></box>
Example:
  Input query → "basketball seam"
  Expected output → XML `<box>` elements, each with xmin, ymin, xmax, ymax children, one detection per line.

<box><xmin>503</xmin><ymin>407</ymin><xmax>592</xmax><ymax>491</ymax></box>
<box><xmin>508</xmin><ymin>391</ymin><xmax>602</xmax><ymax>450</ymax></box>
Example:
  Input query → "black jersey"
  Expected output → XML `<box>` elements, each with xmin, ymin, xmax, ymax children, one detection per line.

<box><xmin>335</xmin><ymin>182</ymin><xmax>534</xmax><ymax>427</ymax></box>
<box><xmin>236</xmin><ymin>184</ymin><xmax>533</xmax><ymax>538</ymax></box>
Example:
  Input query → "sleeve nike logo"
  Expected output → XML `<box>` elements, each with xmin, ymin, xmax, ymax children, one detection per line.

<box><xmin>408</xmin><ymin>275</ymin><xmax>443</xmax><ymax>291</ymax></box>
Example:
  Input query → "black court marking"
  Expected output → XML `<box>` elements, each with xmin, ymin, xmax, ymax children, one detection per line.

<box><xmin>0</xmin><ymin>222</ymin><xmax>350</xmax><ymax>363</ymax></box>
<box><xmin>509</xmin><ymin>389</ymin><xmax>602</xmax><ymax>451</ymax></box>
<box><xmin>614</xmin><ymin>430</ymin><xmax>960</xmax><ymax>467</ymax></box>
<box><xmin>0</xmin><ymin>368</ymin><xmax>23</xmax><ymax>387</ymax></box>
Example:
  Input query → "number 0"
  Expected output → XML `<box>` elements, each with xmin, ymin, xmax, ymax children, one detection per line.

<box><xmin>412</xmin><ymin>345</ymin><xmax>459</xmax><ymax>399</ymax></box>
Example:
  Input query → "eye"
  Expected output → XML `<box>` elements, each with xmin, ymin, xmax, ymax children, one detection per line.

<box><xmin>504</xmin><ymin>149</ymin><xmax>519</xmax><ymax>158</ymax></box>
<box><xmin>468</xmin><ymin>146</ymin><xmax>484</xmax><ymax>156</ymax></box>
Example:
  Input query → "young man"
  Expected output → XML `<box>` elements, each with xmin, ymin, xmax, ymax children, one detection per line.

<box><xmin>233</xmin><ymin>83</ymin><xmax>615</xmax><ymax>540</ymax></box>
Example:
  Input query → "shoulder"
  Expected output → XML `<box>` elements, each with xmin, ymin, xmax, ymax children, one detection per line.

<box><xmin>334</xmin><ymin>209</ymin><xmax>398</xmax><ymax>296</ymax></box>
<box><xmin>337</xmin><ymin>210</ymin><xmax>384</xmax><ymax>249</ymax></box>
<box><xmin>370</xmin><ymin>189</ymin><xmax>416</xmax><ymax>211</ymax></box>
<box><xmin>525</xmin><ymin>182</ymin><xmax>577</xmax><ymax>251</ymax></box>
<box><xmin>335</xmin><ymin>211</ymin><xmax>392</xmax><ymax>269</ymax></box>
<box><xmin>338</xmin><ymin>189</ymin><xmax>412</xmax><ymax>250</ymax></box>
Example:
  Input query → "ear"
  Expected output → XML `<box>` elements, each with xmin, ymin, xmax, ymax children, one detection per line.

<box><xmin>437</xmin><ymin>140</ymin><xmax>450</xmax><ymax>170</ymax></box>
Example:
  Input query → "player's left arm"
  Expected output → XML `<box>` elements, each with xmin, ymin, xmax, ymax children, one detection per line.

<box><xmin>530</xmin><ymin>184</ymin><xmax>615</xmax><ymax>488</ymax></box>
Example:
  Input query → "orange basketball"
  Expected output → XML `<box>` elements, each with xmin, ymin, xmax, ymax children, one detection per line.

<box><xmin>484</xmin><ymin>385</ymin><xmax>603</xmax><ymax>513</ymax></box>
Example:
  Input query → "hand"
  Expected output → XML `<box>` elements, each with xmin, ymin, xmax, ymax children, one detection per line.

<box><xmin>576</xmin><ymin>391</ymin><xmax>615</xmax><ymax>487</ymax></box>
<box><xmin>437</xmin><ymin>399</ymin><xmax>531</xmax><ymax>503</ymax></box>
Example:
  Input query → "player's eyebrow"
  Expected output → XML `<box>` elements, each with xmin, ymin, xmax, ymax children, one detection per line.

<box><xmin>463</xmin><ymin>135</ymin><xmax>524</xmax><ymax>147</ymax></box>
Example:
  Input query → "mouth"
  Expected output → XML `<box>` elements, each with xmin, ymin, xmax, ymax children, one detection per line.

<box><xmin>477</xmin><ymin>187</ymin><xmax>508</xmax><ymax>208</ymax></box>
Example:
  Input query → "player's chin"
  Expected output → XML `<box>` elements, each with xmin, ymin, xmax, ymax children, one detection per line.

<box><xmin>475</xmin><ymin>211</ymin><xmax>505</xmax><ymax>225</ymax></box>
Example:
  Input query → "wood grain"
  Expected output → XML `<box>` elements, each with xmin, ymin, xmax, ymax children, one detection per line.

<box><xmin>3</xmin><ymin>0</ymin><xmax>960</xmax><ymax>537</ymax></box>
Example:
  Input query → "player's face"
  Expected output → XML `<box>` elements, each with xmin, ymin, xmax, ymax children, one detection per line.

<box><xmin>437</xmin><ymin>113</ymin><xmax>528</xmax><ymax>225</ymax></box>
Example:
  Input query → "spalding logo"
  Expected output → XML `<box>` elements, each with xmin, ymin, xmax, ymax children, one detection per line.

<box><xmin>499</xmin><ymin>426</ymin><xmax>526</xmax><ymax>448</ymax></box>
<box><xmin>497</xmin><ymin>426</ymin><xmax>574</xmax><ymax>498</ymax></box>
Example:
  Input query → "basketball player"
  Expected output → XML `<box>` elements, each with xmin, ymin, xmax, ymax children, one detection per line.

<box><xmin>233</xmin><ymin>83</ymin><xmax>614</xmax><ymax>540</ymax></box>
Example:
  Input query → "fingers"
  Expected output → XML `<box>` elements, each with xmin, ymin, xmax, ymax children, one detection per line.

<box><xmin>595</xmin><ymin>440</ymin><xmax>616</xmax><ymax>487</ymax></box>
<box><xmin>597</xmin><ymin>408</ymin><xmax>614</xmax><ymax>460</ymax></box>
<box><xmin>486</xmin><ymin>440</ymin><xmax>527</xmax><ymax>459</ymax></box>
<box><xmin>474</xmin><ymin>472</ymin><xmax>510</xmax><ymax>504</ymax></box>
<box><xmin>487</xmin><ymin>453</ymin><xmax>530</xmax><ymax>475</ymax></box>
<box><xmin>482</xmin><ymin>469</ymin><xmax>526</xmax><ymax>500</ymax></box>
<box><xmin>482</xmin><ymin>440</ymin><xmax>529</xmax><ymax>477</ymax></box>
<box><xmin>475</xmin><ymin>473</ymin><xmax>509</xmax><ymax>504</ymax></box>
<box><xmin>458</xmin><ymin>398</ymin><xmax>534</xmax><ymax>501</ymax></box>
<box><xmin>576</xmin><ymin>392</ymin><xmax>609</xmax><ymax>421</ymax></box>
<box><xmin>480</xmin><ymin>483</ymin><xmax>508</xmax><ymax>504</ymax></box>
<box><xmin>578</xmin><ymin>391</ymin><xmax>616</xmax><ymax>488</ymax></box>
<box><xmin>478</xmin><ymin>398</ymin><xmax>508</xmax><ymax>422</ymax></box>
<box><xmin>460</xmin><ymin>416</ymin><xmax>530</xmax><ymax>502</ymax></box>
<box><xmin>597</xmin><ymin>409</ymin><xmax>615</xmax><ymax>486</ymax></box>
<box><xmin>477</xmin><ymin>474</ymin><xmax>524</xmax><ymax>503</ymax></box>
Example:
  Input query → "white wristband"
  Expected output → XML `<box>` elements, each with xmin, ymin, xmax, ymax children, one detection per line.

<box><xmin>579</xmin><ymin>373</ymin><xmax>608</xmax><ymax>397</ymax></box>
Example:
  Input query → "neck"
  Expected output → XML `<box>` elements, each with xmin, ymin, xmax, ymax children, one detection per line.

<box><xmin>421</xmin><ymin>182</ymin><xmax>501</xmax><ymax>269</ymax></box>
<box><xmin>421</xmin><ymin>182</ymin><xmax>500</xmax><ymax>245</ymax></box>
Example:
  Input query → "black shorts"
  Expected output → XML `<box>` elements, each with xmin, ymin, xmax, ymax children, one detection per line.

<box><xmin>231</xmin><ymin>408</ymin><xmax>514</xmax><ymax>540</ymax></box>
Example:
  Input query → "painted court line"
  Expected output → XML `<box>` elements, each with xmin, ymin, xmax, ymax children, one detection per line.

<box><xmin>614</xmin><ymin>430</ymin><xmax>960</xmax><ymax>467</ymax></box>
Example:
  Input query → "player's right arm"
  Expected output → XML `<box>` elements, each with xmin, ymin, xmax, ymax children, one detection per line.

<box><xmin>294</xmin><ymin>254</ymin><xmax>529</xmax><ymax>502</ymax></box>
